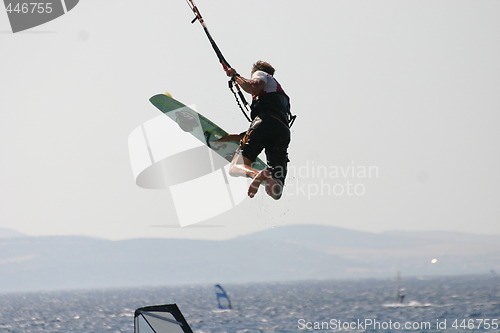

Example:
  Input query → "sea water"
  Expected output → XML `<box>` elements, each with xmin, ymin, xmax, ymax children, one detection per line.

<box><xmin>0</xmin><ymin>275</ymin><xmax>498</xmax><ymax>333</ymax></box>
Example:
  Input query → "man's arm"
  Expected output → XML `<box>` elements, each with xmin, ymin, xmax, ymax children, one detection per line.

<box><xmin>213</xmin><ymin>133</ymin><xmax>244</xmax><ymax>143</ymax></box>
<box><xmin>226</xmin><ymin>68</ymin><xmax>265</xmax><ymax>95</ymax></box>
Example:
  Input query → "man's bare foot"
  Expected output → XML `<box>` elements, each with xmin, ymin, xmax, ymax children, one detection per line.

<box><xmin>248</xmin><ymin>169</ymin><xmax>271</xmax><ymax>198</ymax></box>
<box><xmin>248</xmin><ymin>170</ymin><xmax>283</xmax><ymax>199</ymax></box>
<box><xmin>265</xmin><ymin>177</ymin><xmax>283</xmax><ymax>200</ymax></box>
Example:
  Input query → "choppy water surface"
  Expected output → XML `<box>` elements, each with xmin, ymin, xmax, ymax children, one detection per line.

<box><xmin>0</xmin><ymin>275</ymin><xmax>498</xmax><ymax>332</ymax></box>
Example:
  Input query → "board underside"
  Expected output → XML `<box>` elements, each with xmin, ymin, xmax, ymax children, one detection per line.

<box><xmin>149</xmin><ymin>94</ymin><xmax>266</xmax><ymax>170</ymax></box>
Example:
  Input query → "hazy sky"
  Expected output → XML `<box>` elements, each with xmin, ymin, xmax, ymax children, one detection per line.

<box><xmin>1</xmin><ymin>0</ymin><xmax>499</xmax><ymax>240</ymax></box>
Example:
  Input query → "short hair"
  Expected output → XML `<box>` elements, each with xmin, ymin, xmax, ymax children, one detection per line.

<box><xmin>252</xmin><ymin>61</ymin><xmax>275</xmax><ymax>75</ymax></box>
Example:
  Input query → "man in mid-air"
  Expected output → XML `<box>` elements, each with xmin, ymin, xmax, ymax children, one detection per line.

<box><xmin>223</xmin><ymin>61</ymin><xmax>292</xmax><ymax>200</ymax></box>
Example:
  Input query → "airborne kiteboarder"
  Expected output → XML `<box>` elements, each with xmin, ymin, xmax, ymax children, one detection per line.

<box><xmin>224</xmin><ymin>62</ymin><xmax>292</xmax><ymax>200</ymax></box>
<box><xmin>186</xmin><ymin>0</ymin><xmax>295</xmax><ymax>200</ymax></box>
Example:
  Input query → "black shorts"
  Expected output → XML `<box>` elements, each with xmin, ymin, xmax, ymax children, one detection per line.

<box><xmin>238</xmin><ymin>115</ymin><xmax>290</xmax><ymax>185</ymax></box>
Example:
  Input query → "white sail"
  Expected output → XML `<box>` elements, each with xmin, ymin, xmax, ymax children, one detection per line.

<box><xmin>395</xmin><ymin>271</ymin><xmax>406</xmax><ymax>304</ymax></box>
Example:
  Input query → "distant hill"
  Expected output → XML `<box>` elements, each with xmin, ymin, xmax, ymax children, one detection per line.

<box><xmin>0</xmin><ymin>228</ymin><xmax>27</xmax><ymax>238</ymax></box>
<box><xmin>238</xmin><ymin>225</ymin><xmax>500</xmax><ymax>259</ymax></box>
<box><xmin>0</xmin><ymin>225</ymin><xmax>498</xmax><ymax>293</ymax></box>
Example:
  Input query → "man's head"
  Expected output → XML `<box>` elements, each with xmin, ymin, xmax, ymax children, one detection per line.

<box><xmin>251</xmin><ymin>61</ymin><xmax>275</xmax><ymax>76</ymax></box>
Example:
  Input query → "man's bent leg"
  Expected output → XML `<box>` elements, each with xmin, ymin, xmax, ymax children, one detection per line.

<box><xmin>229</xmin><ymin>153</ymin><xmax>261</xmax><ymax>197</ymax></box>
<box><xmin>229</xmin><ymin>152</ymin><xmax>259</xmax><ymax>179</ymax></box>
<box><xmin>228</xmin><ymin>116</ymin><xmax>282</xmax><ymax>198</ymax></box>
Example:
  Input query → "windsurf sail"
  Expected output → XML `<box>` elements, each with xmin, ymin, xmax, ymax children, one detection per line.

<box><xmin>395</xmin><ymin>271</ymin><xmax>406</xmax><ymax>304</ymax></box>
<box><xmin>214</xmin><ymin>284</ymin><xmax>232</xmax><ymax>310</ymax></box>
<box><xmin>134</xmin><ymin>304</ymin><xmax>193</xmax><ymax>333</ymax></box>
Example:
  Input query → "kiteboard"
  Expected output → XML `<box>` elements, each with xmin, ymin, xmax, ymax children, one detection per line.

<box><xmin>149</xmin><ymin>93</ymin><xmax>267</xmax><ymax>170</ymax></box>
